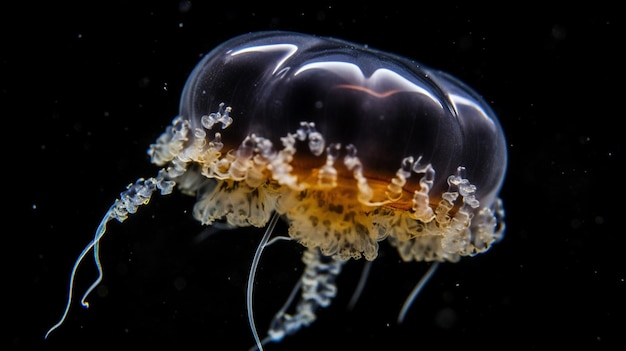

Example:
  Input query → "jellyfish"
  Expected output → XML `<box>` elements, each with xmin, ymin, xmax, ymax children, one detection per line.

<box><xmin>45</xmin><ymin>31</ymin><xmax>507</xmax><ymax>350</ymax></box>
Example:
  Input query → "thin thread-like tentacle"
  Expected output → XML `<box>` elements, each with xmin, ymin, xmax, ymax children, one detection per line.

<box><xmin>247</xmin><ymin>279</ymin><xmax>302</xmax><ymax>351</ymax></box>
<box><xmin>397</xmin><ymin>261</ymin><xmax>440</xmax><ymax>324</ymax></box>
<box><xmin>247</xmin><ymin>335</ymin><xmax>272</xmax><ymax>351</ymax></box>
<box><xmin>44</xmin><ymin>206</ymin><xmax>115</xmax><ymax>339</ymax></box>
<box><xmin>80</xmin><ymin>212</ymin><xmax>112</xmax><ymax>307</ymax></box>
<box><xmin>265</xmin><ymin>235</ymin><xmax>292</xmax><ymax>247</ymax></box>
<box><xmin>45</xmin><ymin>171</ymin><xmax>174</xmax><ymax>340</ymax></box>
<box><xmin>193</xmin><ymin>221</ymin><xmax>236</xmax><ymax>243</ymax></box>
<box><xmin>247</xmin><ymin>235</ymin><xmax>295</xmax><ymax>351</ymax></box>
<box><xmin>347</xmin><ymin>259</ymin><xmax>373</xmax><ymax>310</ymax></box>
<box><xmin>273</xmin><ymin>279</ymin><xmax>303</xmax><ymax>322</ymax></box>
<box><xmin>247</xmin><ymin>212</ymin><xmax>281</xmax><ymax>351</ymax></box>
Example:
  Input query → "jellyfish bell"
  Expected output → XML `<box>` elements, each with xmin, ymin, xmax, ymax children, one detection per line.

<box><xmin>163</xmin><ymin>31</ymin><xmax>506</xmax><ymax>261</ymax></box>
<box><xmin>46</xmin><ymin>31</ymin><xmax>507</xmax><ymax>349</ymax></box>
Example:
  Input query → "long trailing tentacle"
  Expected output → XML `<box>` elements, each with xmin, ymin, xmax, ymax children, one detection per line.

<box><xmin>347</xmin><ymin>259</ymin><xmax>373</xmax><ymax>310</ymax></box>
<box><xmin>248</xmin><ymin>268</ymin><xmax>303</xmax><ymax>351</ymax></box>
<box><xmin>44</xmin><ymin>207</ymin><xmax>114</xmax><ymax>339</ymax></box>
<box><xmin>80</xmin><ymin>213</ymin><xmax>110</xmax><ymax>308</ymax></box>
<box><xmin>247</xmin><ymin>234</ymin><xmax>297</xmax><ymax>351</ymax></box>
<box><xmin>45</xmin><ymin>170</ymin><xmax>174</xmax><ymax>339</ymax></box>
<box><xmin>247</xmin><ymin>212</ymin><xmax>281</xmax><ymax>351</ymax></box>
<box><xmin>397</xmin><ymin>261</ymin><xmax>440</xmax><ymax>324</ymax></box>
<box><xmin>248</xmin><ymin>246</ymin><xmax>344</xmax><ymax>351</ymax></box>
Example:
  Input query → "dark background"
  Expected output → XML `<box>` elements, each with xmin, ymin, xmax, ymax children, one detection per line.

<box><xmin>3</xmin><ymin>1</ymin><xmax>622</xmax><ymax>350</ymax></box>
